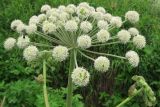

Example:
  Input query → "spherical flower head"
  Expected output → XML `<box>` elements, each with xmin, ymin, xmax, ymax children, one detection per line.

<box><xmin>125</xmin><ymin>50</ymin><xmax>139</xmax><ymax>67</ymax></box>
<box><xmin>11</xmin><ymin>20</ymin><xmax>23</xmax><ymax>30</ymax></box>
<box><xmin>29</xmin><ymin>16</ymin><xmax>39</xmax><ymax>25</ymax></box>
<box><xmin>66</xmin><ymin>4</ymin><xmax>76</xmax><ymax>14</ymax></box>
<box><xmin>58</xmin><ymin>12</ymin><xmax>69</xmax><ymax>21</ymax></box>
<box><xmin>94</xmin><ymin>56</ymin><xmax>110</xmax><ymax>72</ymax></box>
<box><xmin>38</xmin><ymin>14</ymin><xmax>47</xmax><ymax>23</ymax></box>
<box><xmin>23</xmin><ymin>45</ymin><xmax>39</xmax><ymax>61</ymax></box>
<box><xmin>133</xmin><ymin>35</ymin><xmax>146</xmax><ymax>49</ymax></box>
<box><xmin>103</xmin><ymin>13</ymin><xmax>112</xmax><ymax>22</ymax></box>
<box><xmin>128</xmin><ymin>27</ymin><xmax>139</xmax><ymax>36</ymax></box>
<box><xmin>117</xmin><ymin>29</ymin><xmax>131</xmax><ymax>44</ymax></box>
<box><xmin>96</xmin><ymin>7</ymin><xmax>106</xmax><ymax>14</ymax></box>
<box><xmin>26</xmin><ymin>24</ymin><xmax>37</xmax><ymax>35</ymax></box>
<box><xmin>97</xmin><ymin>29</ymin><xmax>110</xmax><ymax>43</ymax></box>
<box><xmin>125</xmin><ymin>11</ymin><xmax>139</xmax><ymax>23</ymax></box>
<box><xmin>64</xmin><ymin>20</ymin><xmax>78</xmax><ymax>32</ymax></box>
<box><xmin>41</xmin><ymin>4</ymin><xmax>51</xmax><ymax>13</ymax></box>
<box><xmin>110</xmin><ymin>16</ymin><xmax>122</xmax><ymax>28</ymax></box>
<box><xmin>77</xmin><ymin>35</ymin><xmax>91</xmax><ymax>49</ymax></box>
<box><xmin>97</xmin><ymin>20</ymin><xmax>108</xmax><ymax>29</ymax></box>
<box><xmin>77</xmin><ymin>6</ymin><xmax>90</xmax><ymax>18</ymax></box>
<box><xmin>16</xmin><ymin>23</ymin><xmax>26</xmax><ymax>33</ymax></box>
<box><xmin>58</xmin><ymin>5</ymin><xmax>66</xmax><ymax>12</ymax></box>
<box><xmin>17</xmin><ymin>36</ymin><xmax>30</xmax><ymax>49</ymax></box>
<box><xmin>79</xmin><ymin>2</ymin><xmax>89</xmax><ymax>7</ymax></box>
<box><xmin>42</xmin><ymin>23</ymin><xmax>57</xmax><ymax>34</ymax></box>
<box><xmin>80</xmin><ymin>21</ymin><xmax>93</xmax><ymax>33</ymax></box>
<box><xmin>71</xmin><ymin>67</ymin><xmax>90</xmax><ymax>86</ymax></box>
<box><xmin>52</xmin><ymin>45</ymin><xmax>69</xmax><ymax>62</ymax></box>
<box><xmin>92</xmin><ymin>11</ymin><xmax>103</xmax><ymax>20</ymax></box>
<box><xmin>4</xmin><ymin>37</ymin><xmax>16</xmax><ymax>50</ymax></box>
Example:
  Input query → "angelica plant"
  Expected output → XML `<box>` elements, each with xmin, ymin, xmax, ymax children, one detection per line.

<box><xmin>4</xmin><ymin>2</ymin><xmax>148</xmax><ymax>107</ymax></box>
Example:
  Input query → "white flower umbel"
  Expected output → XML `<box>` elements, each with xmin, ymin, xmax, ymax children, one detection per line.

<box><xmin>42</xmin><ymin>23</ymin><xmax>57</xmax><ymax>34</ymax></box>
<box><xmin>94</xmin><ymin>56</ymin><xmax>110</xmax><ymax>72</ymax></box>
<box><xmin>52</xmin><ymin>45</ymin><xmax>69</xmax><ymax>62</ymax></box>
<box><xmin>26</xmin><ymin>24</ymin><xmax>37</xmax><ymax>35</ymax></box>
<box><xmin>97</xmin><ymin>29</ymin><xmax>110</xmax><ymax>43</ymax></box>
<box><xmin>77</xmin><ymin>35</ymin><xmax>91</xmax><ymax>49</ymax></box>
<box><xmin>96</xmin><ymin>7</ymin><xmax>106</xmax><ymax>14</ymax></box>
<box><xmin>4</xmin><ymin>37</ymin><xmax>16</xmax><ymax>50</ymax></box>
<box><xmin>11</xmin><ymin>20</ymin><xmax>23</xmax><ymax>30</ymax></box>
<box><xmin>133</xmin><ymin>35</ymin><xmax>146</xmax><ymax>49</ymax></box>
<box><xmin>7</xmin><ymin>3</ymin><xmax>147</xmax><ymax>107</ymax></box>
<box><xmin>71</xmin><ymin>67</ymin><xmax>90</xmax><ymax>86</ymax></box>
<box><xmin>128</xmin><ymin>27</ymin><xmax>139</xmax><ymax>36</ymax></box>
<box><xmin>117</xmin><ymin>30</ymin><xmax>131</xmax><ymax>44</ymax></box>
<box><xmin>125</xmin><ymin>11</ymin><xmax>139</xmax><ymax>23</ymax></box>
<box><xmin>65</xmin><ymin>20</ymin><xmax>78</xmax><ymax>32</ymax></box>
<box><xmin>125</xmin><ymin>50</ymin><xmax>139</xmax><ymax>67</ymax></box>
<box><xmin>29</xmin><ymin>16</ymin><xmax>39</xmax><ymax>25</ymax></box>
<box><xmin>17</xmin><ymin>36</ymin><xmax>30</xmax><ymax>49</ymax></box>
<box><xmin>110</xmin><ymin>16</ymin><xmax>122</xmax><ymax>28</ymax></box>
<box><xmin>97</xmin><ymin>20</ymin><xmax>108</xmax><ymax>29</ymax></box>
<box><xmin>41</xmin><ymin>4</ymin><xmax>51</xmax><ymax>13</ymax></box>
<box><xmin>23</xmin><ymin>45</ymin><xmax>39</xmax><ymax>61</ymax></box>
<box><xmin>80</xmin><ymin>21</ymin><xmax>93</xmax><ymax>33</ymax></box>
<box><xmin>103</xmin><ymin>13</ymin><xmax>112</xmax><ymax>22</ymax></box>
<box><xmin>38</xmin><ymin>14</ymin><xmax>47</xmax><ymax>23</ymax></box>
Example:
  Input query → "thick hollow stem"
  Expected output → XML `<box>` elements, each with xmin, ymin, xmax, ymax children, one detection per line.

<box><xmin>43</xmin><ymin>59</ymin><xmax>50</xmax><ymax>107</ymax></box>
<box><xmin>116</xmin><ymin>88</ymin><xmax>143</xmax><ymax>107</ymax></box>
<box><xmin>66</xmin><ymin>50</ymin><xmax>76</xmax><ymax>107</ymax></box>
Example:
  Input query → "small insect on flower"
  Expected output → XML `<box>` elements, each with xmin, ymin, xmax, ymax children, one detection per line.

<box><xmin>23</xmin><ymin>45</ymin><xmax>39</xmax><ymax>61</ymax></box>
<box><xmin>117</xmin><ymin>29</ymin><xmax>131</xmax><ymax>44</ymax></box>
<box><xmin>128</xmin><ymin>27</ymin><xmax>139</xmax><ymax>36</ymax></box>
<box><xmin>133</xmin><ymin>35</ymin><xmax>146</xmax><ymax>49</ymax></box>
<box><xmin>94</xmin><ymin>56</ymin><xmax>110</xmax><ymax>72</ymax></box>
<box><xmin>125</xmin><ymin>11</ymin><xmax>139</xmax><ymax>23</ymax></box>
<box><xmin>125</xmin><ymin>50</ymin><xmax>139</xmax><ymax>67</ymax></box>
<box><xmin>17</xmin><ymin>36</ymin><xmax>30</xmax><ymax>49</ymax></box>
<box><xmin>77</xmin><ymin>35</ymin><xmax>92</xmax><ymax>49</ymax></box>
<box><xmin>42</xmin><ymin>23</ymin><xmax>57</xmax><ymax>34</ymax></box>
<box><xmin>64</xmin><ymin>20</ymin><xmax>78</xmax><ymax>32</ymax></box>
<box><xmin>110</xmin><ymin>16</ymin><xmax>122</xmax><ymax>28</ymax></box>
<box><xmin>97</xmin><ymin>29</ymin><xmax>110</xmax><ymax>43</ymax></box>
<box><xmin>4</xmin><ymin>37</ymin><xmax>16</xmax><ymax>50</ymax></box>
<box><xmin>80</xmin><ymin>21</ymin><xmax>93</xmax><ymax>33</ymax></box>
<box><xmin>71</xmin><ymin>67</ymin><xmax>90</xmax><ymax>86</ymax></box>
<box><xmin>52</xmin><ymin>45</ymin><xmax>69</xmax><ymax>62</ymax></box>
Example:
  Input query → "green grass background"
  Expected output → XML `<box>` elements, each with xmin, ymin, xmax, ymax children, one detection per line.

<box><xmin>0</xmin><ymin>0</ymin><xmax>160</xmax><ymax>107</ymax></box>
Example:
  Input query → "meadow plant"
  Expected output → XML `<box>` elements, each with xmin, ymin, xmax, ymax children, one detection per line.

<box><xmin>4</xmin><ymin>2</ymin><xmax>155</xmax><ymax>107</ymax></box>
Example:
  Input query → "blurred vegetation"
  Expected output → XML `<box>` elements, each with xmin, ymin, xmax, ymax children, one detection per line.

<box><xmin>0</xmin><ymin>0</ymin><xmax>160</xmax><ymax>107</ymax></box>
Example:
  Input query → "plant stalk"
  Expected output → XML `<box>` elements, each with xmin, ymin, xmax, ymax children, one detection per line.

<box><xmin>43</xmin><ymin>59</ymin><xmax>50</xmax><ymax>107</ymax></box>
<box><xmin>66</xmin><ymin>50</ymin><xmax>75</xmax><ymax>107</ymax></box>
<box><xmin>116</xmin><ymin>88</ymin><xmax>143</xmax><ymax>107</ymax></box>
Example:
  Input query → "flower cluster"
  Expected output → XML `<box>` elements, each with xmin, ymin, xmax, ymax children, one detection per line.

<box><xmin>4</xmin><ymin>2</ymin><xmax>146</xmax><ymax>87</ymax></box>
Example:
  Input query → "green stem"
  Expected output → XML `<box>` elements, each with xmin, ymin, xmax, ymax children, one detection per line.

<box><xmin>43</xmin><ymin>59</ymin><xmax>50</xmax><ymax>107</ymax></box>
<box><xmin>66</xmin><ymin>50</ymin><xmax>75</xmax><ymax>107</ymax></box>
<box><xmin>116</xmin><ymin>88</ymin><xmax>143</xmax><ymax>107</ymax></box>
